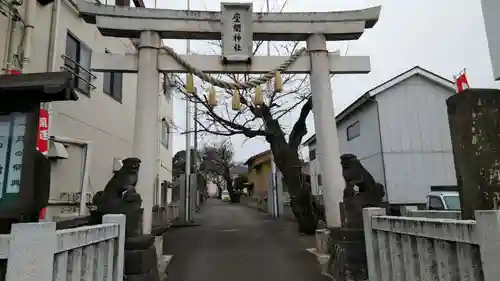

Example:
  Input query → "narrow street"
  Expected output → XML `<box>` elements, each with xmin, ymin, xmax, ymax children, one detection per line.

<box><xmin>163</xmin><ymin>199</ymin><xmax>328</xmax><ymax>281</ymax></box>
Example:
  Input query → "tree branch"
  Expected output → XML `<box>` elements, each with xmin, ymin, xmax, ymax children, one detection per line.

<box><xmin>289</xmin><ymin>97</ymin><xmax>313</xmax><ymax>150</ymax></box>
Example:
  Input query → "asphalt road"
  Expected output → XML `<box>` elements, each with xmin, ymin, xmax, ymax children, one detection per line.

<box><xmin>163</xmin><ymin>199</ymin><xmax>328</xmax><ymax>281</ymax></box>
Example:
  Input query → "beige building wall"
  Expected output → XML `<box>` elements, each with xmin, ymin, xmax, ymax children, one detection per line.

<box><xmin>0</xmin><ymin>0</ymin><xmax>173</xmax><ymax>218</ymax></box>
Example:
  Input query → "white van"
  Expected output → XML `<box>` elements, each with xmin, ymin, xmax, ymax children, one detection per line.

<box><xmin>426</xmin><ymin>186</ymin><xmax>460</xmax><ymax>211</ymax></box>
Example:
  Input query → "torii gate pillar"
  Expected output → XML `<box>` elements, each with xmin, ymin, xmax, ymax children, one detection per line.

<box><xmin>307</xmin><ymin>34</ymin><xmax>343</xmax><ymax>226</ymax></box>
<box><xmin>133</xmin><ymin>31</ymin><xmax>161</xmax><ymax>234</ymax></box>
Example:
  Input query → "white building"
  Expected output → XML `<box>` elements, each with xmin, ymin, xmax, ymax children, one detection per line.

<box><xmin>0</xmin><ymin>0</ymin><xmax>173</xmax><ymax>218</ymax></box>
<box><xmin>303</xmin><ymin>66</ymin><xmax>457</xmax><ymax>207</ymax></box>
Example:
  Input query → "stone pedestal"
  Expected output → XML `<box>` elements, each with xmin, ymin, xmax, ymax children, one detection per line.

<box><xmin>447</xmin><ymin>89</ymin><xmax>500</xmax><ymax>219</ymax></box>
<box><xmin>124</xmin><ymin>235</ymin><xmax>161</xmax><ymax>281</ymax></box>
<box><xmin>327</xmin><ymin>227</ymin><xmax>367</xmax><ymax>281</ymax></box>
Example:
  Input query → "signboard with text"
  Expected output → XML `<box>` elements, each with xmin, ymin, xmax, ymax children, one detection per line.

<box><xmin>0</xmin><ymin>113</ymin><xmax>26</xmax><ymax>199</ymax></box>
<box><xmin>221</xmin><ymin>2</ymin><xmax>253</xmax><ymax>63</ymax></box>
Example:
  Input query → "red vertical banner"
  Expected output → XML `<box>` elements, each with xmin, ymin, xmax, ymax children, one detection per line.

<box><xmin>454</xmin><ymin>69</ymin><xmax>470</xmax><ymax>93</ymax></box>
<box><xmin>37</xmin><ymin>109</ymin><xmax>49</xmax><ymax>155</ymax></box>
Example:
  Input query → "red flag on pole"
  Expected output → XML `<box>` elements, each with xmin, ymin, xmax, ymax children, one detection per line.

<box><xmin>454</xmin><ymin>69</ymin><xmax>470</xmax><ymax>93</ymax></box>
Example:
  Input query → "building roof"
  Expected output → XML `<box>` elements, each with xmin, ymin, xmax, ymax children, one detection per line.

<box><xmin>0</xmin><ymin>71</ymin><xmax>79</xmax><ymax>103</ymax></box>
<box><xmin>244</xmin><ymin>149</ymin><xmax>272</xmax><ymax>165</ymax></box>
<box><xmin>302</xmin><ymin>66</ymin><xmax>455</xmax><ymax>147</ymax></box>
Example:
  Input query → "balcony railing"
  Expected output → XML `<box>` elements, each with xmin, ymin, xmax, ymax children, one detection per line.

<box><xmin>60</xmin><ymin>54</ymin><xmax>96</xmax><ymax>91</ymax></box>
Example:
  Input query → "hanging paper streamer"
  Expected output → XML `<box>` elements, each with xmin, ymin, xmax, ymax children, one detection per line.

<box><xmin>232</xmin><ymin>89</ymin><xmax>241</xmax><ymax>111</ymax></box>
<box><xmin>254</xmin><ymin>85</ymin><xmax>263</xmax><ymax>105</ymax></box>
<box><xmin>208</xmin><ymin>86</ymin><xmax>217</xmax><ymax>106</ymax></box>
<box><xmin>186</xmin><ymin>73</ymin><xmax>195</xmax><ymax>94</ymax></box>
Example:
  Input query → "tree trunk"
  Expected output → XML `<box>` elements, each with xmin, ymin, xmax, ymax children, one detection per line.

<box><xmin>267</xmin><ymin>134</ymin><xmax>319</xmax><ymax>234</ymax></box>
<box><xmin>225</xmin><ymin>174</ymin><xmax>240</xmax><ymax>203</ymax></box>
<box><xmin>217</xmin><ymin>185</ymin><xmax>222</xmax><ymax>199</ymax></box>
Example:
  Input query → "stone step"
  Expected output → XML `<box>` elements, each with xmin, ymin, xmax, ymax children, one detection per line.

<box><xmin>306</xmin><ymin>248</ymin><xmax>332</xmax><ymax>279</ymax></box>
<box><xmin>158</xmin><ymin>254</ymin><xmax>173</xmax><ymax>280</ymax></box>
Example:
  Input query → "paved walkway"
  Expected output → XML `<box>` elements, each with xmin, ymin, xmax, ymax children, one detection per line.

<box><xmin>163</xmin><ymin>199</ymin><xmax>328</xmax><ymax>281</ymax></box>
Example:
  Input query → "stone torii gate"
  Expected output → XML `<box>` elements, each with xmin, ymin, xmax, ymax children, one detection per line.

<box><xmin>76</xmin><ymin>1</ymin><xmax>381</xmax><ymax>234</ymax></box>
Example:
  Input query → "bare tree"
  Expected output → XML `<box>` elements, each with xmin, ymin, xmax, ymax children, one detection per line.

<box><xmin>200</xmin><ymin>140</ymin><xmax>237</xmax><ymax>200</ymax></box>
<box><xmin>171</xmin><ymin>149</ymin><xmax>199</xmax><ymax>181</ymax></box>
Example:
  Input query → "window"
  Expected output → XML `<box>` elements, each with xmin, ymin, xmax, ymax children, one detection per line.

<box><xmin>161</xmin><ymin>119</ymin><xmax>170</xmax><ymax>148</ymax></box>
<box><xmin>428</xmin><ymin>196</ymin><xmax>445</xmax><ymax>210</ymax></box>
<box><xmin>317</xmin><ymin>174</ymin><xmax>322</xmax><ymax>186</ymax></box>
<box><xmin>443</xmin><ymin>195</ymin><xmax>461</xmax><ymax>210</ymax></box>
<box><xmin>65</xmin><ymin>33</ymin><xmax>93</xmax><ymax>95</ymax></box>
<box><xmin>346</xmin><ymin>121</ymin><xmax>360</xmax><ymax>141</ymax></box>
<box><xmin>309</xmin><ymin>149</ymin><xmax>316</xmax><ymax>161</ymax></box>
<box><xmin>103</xmin><ymin>49</ymin><xmax>123</xmax><ymax>102</ymax></box>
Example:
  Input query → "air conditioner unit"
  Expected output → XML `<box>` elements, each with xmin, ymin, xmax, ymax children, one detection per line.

<box><xmin>113</xmin><ymin>157</ymin><xmax>123</xmax><ymax>172</ymax></box>
<box><xmin>47</xmin><ymin>142</ymin><xmax>69</xmax><ymax>159</ymax></box>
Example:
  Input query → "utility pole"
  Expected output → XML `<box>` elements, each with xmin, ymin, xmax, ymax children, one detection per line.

<box><xmin>191</xmin><ymin>0</ymin><xmax>199</xmax><ymax>205</ymax></box>
<box><xmin>265</xmin><ymin>0</ymin><xmax>279</xmax><ymax>219</ymax></box>
<box><xmin>183</xmin><ymin>0</ymin><xmax>192</xmax><ymax>223</ymax></box>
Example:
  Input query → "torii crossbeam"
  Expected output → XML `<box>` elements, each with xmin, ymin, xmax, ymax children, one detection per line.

<box><xmin>75</xmin><ymin>1</ymin><xmax>381</xmax><ymax>233</ymax></box>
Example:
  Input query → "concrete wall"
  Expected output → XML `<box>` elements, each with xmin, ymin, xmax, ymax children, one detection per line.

<box><xmin>0</xmin><ymin>0</ymin><xmax>173</xmax><ymax>214</ymax></box>
<box><xmin>377</xmin><ymin>75</ymin><xmax>456</xmax><ymax>204</ymax></box>
<box><xmin>247</xmin><ymin>151</ymin><xmax>273</xmax><ymax>200</ymax></box>
<box><xmin>248</xmin><ymin>161</ymin><xmax>272</xmax><ymax>200</ymax></box>
<box><xmin>364</xmin><ymin>208</ymin><xmax>500</xmax><ymax>281</ymax></box>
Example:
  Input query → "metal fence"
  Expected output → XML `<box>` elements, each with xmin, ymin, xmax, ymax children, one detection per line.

<box><xmin>363</xmin><ymin>207</ymin><xmax>500</xmax><ymax>281</ymax></box>
<box><xmin>1</xmin><ymin>214</ymin><xmax>125</xmax><ymax>281</ymax></box>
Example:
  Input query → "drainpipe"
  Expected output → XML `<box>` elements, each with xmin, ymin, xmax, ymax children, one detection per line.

<box><xmin>45</xmin><ymin>0</ymin><xmax>62</xmax><ymax>216</ymax></box>
<box><xmin>156</xmin><ymin>95</ymin><xmax>162</xmax><ymax>206</ymax></box>
<box><xmin>46</xmin><ymin>0</ymin><xmax>61</xmax><ymax>154</ymax></box>
<box><xmin>373</xmin><ymin>99</ymin><xmax>389</xmax><ymax>202</ymax></box>
<box><xmin>2</xmin><ymin>1</ymin><xmax>16</xmax><ymax>73</ymax></box>
<box><xmin>21</xmin><ymin>0</ymin><xmax>36</xmax><ymax>69</ymax></box>
<box><xmin>47</xmin><ymin>0</ymin><xmax>61</xmax><ymax>72</ymax></box>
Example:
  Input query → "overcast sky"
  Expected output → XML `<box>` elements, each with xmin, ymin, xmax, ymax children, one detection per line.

<box><xmin>142</xmin><ymin>0</ymin><xmax>499</xmax><ymax>162</ymax></box>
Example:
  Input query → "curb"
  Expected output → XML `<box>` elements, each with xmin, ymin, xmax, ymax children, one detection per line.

<box><xmin>240</xmin><ymin>202</ymin><xmax>267</xmax><ymax>213</ymax></box>
<box><xmin>241</xmin><ymin>202</ymin><xmax>298</xmax><ymax>222</ymax></box>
